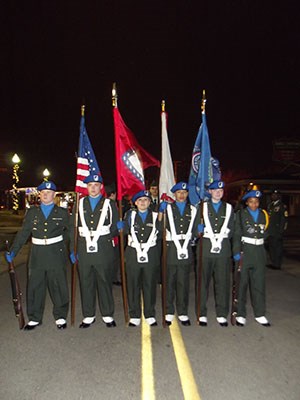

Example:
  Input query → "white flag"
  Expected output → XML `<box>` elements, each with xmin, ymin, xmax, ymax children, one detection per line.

<box><xmin>159</xmin><ymin>111</ymin><xmax>175</xmax><ymax>201</ymax></box>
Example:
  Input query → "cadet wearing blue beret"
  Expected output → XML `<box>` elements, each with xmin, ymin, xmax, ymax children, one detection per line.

<box><xmin>70</xmin><ymin>173</ymin><xmax>119</xmax><ymax>328</ymax></box>
<box><xmin>83</xmin><ymin>174</ymin><xmax>103</xmax><ymax>184</ymax></box>
<box><xmin>6</xmin><ymin>181</ymin><xmax>70</xmax><ymax>330</ymax></box>
<box><xmin>159</xmin><ymin>181</ymin><xmax>196</xmax><ymax>326</ymax></box>
<box><xmin>37</xmin><ymin>180</ymin><xmax>57</xmax><ymax>191</ymax></box>
<box><xmin>194</xmin><ymin>180</ymin><xmax>234</xmax><ymax>327</ymax></box>
<box><xmin>233</xmin><ymin>190</ymin><xmax>271</xmax><ymax>326</ymax></box>
<box><xmin>119</xmin><ymin>189</ymin><xmax>162</xmax><ymax>327</ymax></box>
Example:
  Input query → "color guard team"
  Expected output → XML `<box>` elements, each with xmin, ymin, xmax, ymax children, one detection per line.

<box><xmin>6</xmin><ymin>175</ymin><xmax>288</xmax><ymax>330</ymax></box>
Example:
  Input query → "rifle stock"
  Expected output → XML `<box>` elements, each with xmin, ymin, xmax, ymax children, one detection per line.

<box><xmin>6</xmin><ymin>241</ymin><xmax>25</xmax><ymax>330</ymax></box>
<box><xmin>231</xmin><ymin>252</ymin><xmax>243</xmax><ymax>326</ymax></box>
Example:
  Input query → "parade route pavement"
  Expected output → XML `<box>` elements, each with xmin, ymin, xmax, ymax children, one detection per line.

<box><xmin>0</xmin><ymin>211</ymin><xmax>299</xmax><ymax>400</ymax></box>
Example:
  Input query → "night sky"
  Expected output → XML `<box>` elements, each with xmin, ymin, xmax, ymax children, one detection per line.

<box><xmin>2</xmin><ymin>2</ymin><xmax>299</xmax><ymax>189</ymax></box>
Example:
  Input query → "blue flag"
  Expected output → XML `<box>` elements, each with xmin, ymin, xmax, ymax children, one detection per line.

<box><xmin>188</xmin><ymin>113</ymin><xmax>220</xmax><ymax>205</ymax></box>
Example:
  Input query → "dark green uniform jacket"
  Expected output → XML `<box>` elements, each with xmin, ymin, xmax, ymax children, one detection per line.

<box><xmin>233</xmin><ymin>207</ymin><xmax>268</xmax><ymax>318</ymax></box>
<box><xmin>70</xmin><ymin>196</ymin><xmax>118</xmax><ymax>319</ymax></box>
<box><xmin>11</xmin><ymin>205</ymin><xmax>70</xmax><ymax>322</ymax></box>
<box><xmin>123</xmin><ymin>209</ymin><xmax>161</xmax><ymax>319</ymax></box>
<box><xmin>267</xmin><ymin>199</ymin><xmax>288</xmax><ymax>268</ymax></box>
<box><xmin>194</xmin><ymin>201</ymin><xmax>234</xmax><ymax>318</ymax></box>
<box><xmin>164</xmin><ymin>202</ymin><xmax>196</xmax><ymax>317</ymax></box>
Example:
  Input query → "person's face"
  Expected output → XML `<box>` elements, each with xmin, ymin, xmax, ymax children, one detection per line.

<box><xmin>246</xmin><ymin>197</ymin><xmax>260</xmax><ymax>211</ymax></box>
<box><xmin>135</xmin><ymin>197</ymin><xmax>151</xmax><ymax>211</ymax></box>
<box><xmin>87</xmin><ymin>182</ymin><xmax>102</xmax><ymax>197</ymax></box>
<box><xmin>174</xmin><ymin>190</ymin><xmax>188</xmax><ymax>203</ymax></box>
<box><xmin>209</xmin><ymin>188</ymin><xmax>224</xmax><ymax>202</ymax></box>
<box><xmin>39</xmin><ymin>190</ymin><xmax>55</xmax><ymax>205</ymax></box>
<box><xmin>271</xmin><ymin>193</ymin><xmax>279</xmax><ymax>201</ymax></box>
<box><xmin>149</xmin><ymin>186</ymin><xmax>158</xmax><ymax>197</ymax></box>
<box><xmin>109</xmin><ymin>192</ymin><xmax>116</xmax><ymax>201</ymax></box>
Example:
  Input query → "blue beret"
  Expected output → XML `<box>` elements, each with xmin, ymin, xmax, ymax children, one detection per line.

<box><xmin>37</xmin><ymin>181</ymin><xmax>57</xmax><ymax>191</ymax></box>
<box><xmin>207</xmin><ymin>180</ymin><xmax>225</xmax><ymax>190</ymax></box>
<box><xmin>242</xmin><ymin>190</ymin><xmax>262</xmax><ymax>201</ymax></box>
<box><xmin>171</xmin><ymin>182</ymin><xmax>189</xmax><ymax>193</ymax></box>
<box><xmin>83</xmin><ymin>174</ymin><xmax>103</xmax><ymax>184</ymax></box>
<box><xmin>132</xmin><ymin>190</ymin><xmax>151</xmax><ymax>203</ymax></box>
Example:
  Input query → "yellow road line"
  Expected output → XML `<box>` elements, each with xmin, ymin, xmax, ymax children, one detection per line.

<box><xmin>169</xmin><ymin>319</ymin><xmax>202</xmax><ymax>400</ymax></box>
<box><xmin>141</xmin><ymin>318</ymin><xmax>155</xmax><ymax>400</ymax></box>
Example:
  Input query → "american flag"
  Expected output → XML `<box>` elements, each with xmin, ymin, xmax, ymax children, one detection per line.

<box><xmin>75</xmin><ymin>115</ymin><xmax>102</xmax><ymax>196</ymax></box>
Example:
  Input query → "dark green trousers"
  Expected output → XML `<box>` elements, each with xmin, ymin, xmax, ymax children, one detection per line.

<box><xmin>126</xmin><ymin>262</ymin><xmax>159</xmax><ymax>319</ymax></box>
<box><xmin>198</xmin><ymin>256</ymin><xmax>231</xmax><ymax>318</ymax></box>
<box><xmin>27</xmin><ymin>265</ymin><xmax>69</xmax><ymax>322</ymax></box>
<box><xmin>268</xmin><ymin>235</ymin><xmax>284</xmax><ymax>268</ymax></box>
<box><xmin>78</xmin><ymin>262</ymin><xmax>114</xmax><ymax>318</ymax></box>
<box><xmin>237</xmin><ymin>262</ymin><xmax>266</xmax><ymax>318</ymax></box>
<box><xmin>166</xmin><ymin>263</ymin><xmax>191</xmax><ymax>316</ymax></box>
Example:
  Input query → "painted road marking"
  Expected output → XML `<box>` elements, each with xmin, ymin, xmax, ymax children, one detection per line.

<box><xmin>141</xmin><ymin>318</ymin><xmax>155</xmax><ymax>400</ymax></box>
<box><xmin>169</xmin><ymin>319</ymin><xmax>202</xmax><ymax>400</ymax></box>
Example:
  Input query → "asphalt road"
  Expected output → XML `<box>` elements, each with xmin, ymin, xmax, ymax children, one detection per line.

<box><xmin>0</xmin><ymin>213</ymin><xmax>299</xmax><ymax>400</ymax></box>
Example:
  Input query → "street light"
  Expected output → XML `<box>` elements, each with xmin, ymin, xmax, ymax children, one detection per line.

<box><xmin>12</xmin><ymin>153</ymin><xmax>21</xmax><ymax>214</ymax></box>
<box><xmin>43</xmin><ymin>168</ymin><xmax>50</xmax><ymax>181</ymax></box>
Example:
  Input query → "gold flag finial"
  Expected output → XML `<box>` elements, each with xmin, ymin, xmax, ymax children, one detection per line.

<box><xmin>201</xmin><ymin>89</ymin><xmax>206</xmax><ymax>114</ymax></box>
<box><xmin>81</xmin><ymin>104</ymin><xmax>85</xmax><ymax>117</ymax></box>
<box><xmin>161</xmin><ymin>100</ymin><xmax>165</xmax><ymax>112</ymax></box>
<box><xmin>112</xmin><ymin>82</ymin><xmax>118</xmax><ymax>108</ymax></box>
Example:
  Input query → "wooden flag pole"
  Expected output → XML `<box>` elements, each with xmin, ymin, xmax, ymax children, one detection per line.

<box><xmin>112</xmin><ymin>83</ymin><xmax>129</xmax><ymax>324</ymax></box>
<box><xmin>71</xmin><ymin>104</ymin><xmax>85</xmax><ymax>326</ymax></box>
<box><xmin>196</xmin><ymin>91</ymin><xmax>206</xmax><ymax>323</ymax></box>
<box><xmin>160</xmin><ymin>100</ymin><xmax>167</xmax><ymax>327</ymax></box>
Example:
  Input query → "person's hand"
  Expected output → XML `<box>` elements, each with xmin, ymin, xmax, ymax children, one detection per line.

<box><xmin>70</xmin><ymin>252</ymin><xmax>78</xmax><ymax>264</ymax></box>
<box><xmin>197</xmin><ymin>224</ymin><xmax>205</xmax><ymax>234</ymax></box>
<box><xmin>233</xmin><ymin>253</ymin><xmax>241</xmax><ymax>262</ymax></box>
<box><xmin>117</xmin><ymin>221</ymin><xmax>125</xmax><ymax>230</ymax></box>
<box><xmin>159</xmin><ymin>201</ymin><xmax>168</xmax><ymax>213</ymax></box>
<box><xmin>5</xmin><ymin>251</ymin><xmax>15</xmax><ymax>263</ymax></box>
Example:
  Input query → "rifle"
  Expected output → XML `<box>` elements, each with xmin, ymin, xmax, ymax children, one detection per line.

<box><xmin>6</xmin><ymin>241</ymin><xmax>25</xmax><ymax>329</ymax></box>
<box><xmin>231</xmin><ymin>252</ymin><xmax>243</xmax><ymax>326</ymax></box>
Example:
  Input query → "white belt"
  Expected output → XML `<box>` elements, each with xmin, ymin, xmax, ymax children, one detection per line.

<box><xmin>32</xmin><ymin>235</ymin><xmax>63</xmax><ymax>245</ymax></box>
<box><xmin>166</xmin><ymin>231</ymin><xmax>190</xmax><ymax>241</ymax></box>
<box><xmin>203</xmin><ymin>232</ymin><xmax>229</xmax><ymax>239</ymax></box>
<box><xmin>242</xmin><ymin>236</ymin><xmax>264</xmax><ymax>245</ymax></box>
<box><xmin>78</xmin><ymin>226</ymin><xmax>110</xmax><ymax>237</ymax></box>
<box><xmin>127</xmin><ymin>241</ymin><xmax>157</xmax><ymax>249</ymax></box>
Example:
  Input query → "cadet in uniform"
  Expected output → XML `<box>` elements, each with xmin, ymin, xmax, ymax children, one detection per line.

<box><xmin>159</xmin><ymin>182</ymin><xmax>197</xmax><ymax>326</ymax></box>
<box><xmin>233</xmin><ymin>190</ymin><xmax>270</xmax><ymax>327</ymax></box>
<box><xmin>195</xmin><ymin>180</ymin><xmax>234</xmax><ymax>327</ymax></box>
<box><xmin>118</xmin><ymin>190</ymin><xmax>161</xmax><ymax>327</ymax></box>
<box><xmin>149</xmin><ymin>180</ymin><xmax>159</xmax><ymax>212</ymax></box>
<box><xmin>267</xmin><ymin>189</ymin><xmax>288</xmax><ymax>270</ymax></box>
<box><xmin>70</xmin><ymin>174</ymin><xmax>118</xmax><ymax>328</ymax></box>
<box><xmin>6</xmin><ymin>181</ymin><xmax>70</xmax><ymax>330</ymax></box>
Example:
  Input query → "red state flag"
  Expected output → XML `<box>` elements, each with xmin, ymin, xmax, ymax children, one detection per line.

<box><xmin>113</xmin><ymin>107</ymin><xmax>160</xmax><ymax>201</ymax></box>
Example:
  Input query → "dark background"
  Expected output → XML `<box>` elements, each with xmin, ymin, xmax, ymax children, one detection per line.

<box><xmin>1</xmin><ymin>1</ymin><xmax>299</xmax><ymax>189</ymax></box>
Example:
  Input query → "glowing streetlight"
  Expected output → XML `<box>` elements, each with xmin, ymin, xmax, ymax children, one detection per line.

<box><xmin>12</xmin><ymin>153</ymin><xmax>21</xmax><ymax>214</ymax></box>
<box><xmin>43</xmin><ymin>168</ymin><xmax>50</xmax><ymax>181</ymax></box>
